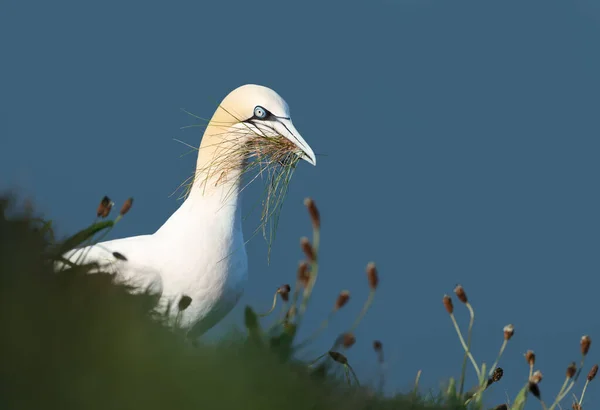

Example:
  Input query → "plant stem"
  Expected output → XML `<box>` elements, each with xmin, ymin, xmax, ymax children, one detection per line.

<box><xmin>449</xmin><ymin>314</ymin><xmax>480</xmax><ymax>381</ymax></box>
<box><xmin>458</xmin><ymin>303</ymin><xmax>477</xmax><ymax>396</ymax></box>
<box><xmin>489</xmin><ymin>339</ymin><xmax>508</xmax><ymax>375</ymax></box>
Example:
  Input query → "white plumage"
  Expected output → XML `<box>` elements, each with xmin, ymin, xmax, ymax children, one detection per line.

<box><xmin>62</xmin><ymin>84</ymin><xmax>316</xmax><ymax>337</ymax></box>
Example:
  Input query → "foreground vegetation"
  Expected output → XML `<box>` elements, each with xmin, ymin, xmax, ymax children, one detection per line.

<box><xmin>0</xmin><ymin>195</ymin><xmax>596</xmax><ymax>410</ymax></box>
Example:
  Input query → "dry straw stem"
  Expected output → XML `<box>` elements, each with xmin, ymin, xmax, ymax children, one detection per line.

<box><xmin>443</xmin><ymin>294</ymin><xmax>481</xmax><ymax>383</ymax></box>
<box><xmin>577</xmin><ymin>364</ymin><xmax>598</xmax><ymax>407</ymax></box>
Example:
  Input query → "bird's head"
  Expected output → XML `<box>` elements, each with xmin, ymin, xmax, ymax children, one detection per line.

<box><xmin>185</xmin><ymin>84</ymin><xmax>317</xmax><ymax>258</ymax></box>
<box><xmin>205</xmin><ymin>84</ymin><xmax>316</xmax><ymax>167</ymax></box>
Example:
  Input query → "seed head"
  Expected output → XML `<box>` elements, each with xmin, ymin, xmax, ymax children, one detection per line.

<box><xmin>329</xmin><ymin>351</ymin><xmax>348</xmax><ymax>365</ymax></box>
<box><xmin>525</xmin><ymin>350</ymin><xmax>536</xmax><ymax>366</ymax></box>
<box><xmin>581</xmin><ymin>335</ymin><xmax>591</xmax><ymax>356</ymax></box>
<box><xmin>278</xmin><ymin>284</ymin><xmax>291</xmax><ymax>302</ymax></box>
<box><xmin>373</xmin><ymin>340</ymin><xmax>383</xmax><ymax>352</ymax></box>
<box><xmin>588</xmin><ymin>364</ymin><xmax>598</xmax><ymax>382</ymax></box>
<box><xmin>119</xmin><ymin>197</ymin><xmax>134</xmax><ymax>216</ymax></box>
<box><xmin>342</xmin><ymin>333</ymin><xmax>356</xmax><ymax>348</ymax></box>
<box><xmin>492</xmin><ymin>405</ymin><xmax>508</xmax><ymax>410</ymax></box>
<box><xmin>567</xmin><ymin>362</ymin><xmax>577</xmax><ymax>379</ymax></box>
<box><xmin>97</xmin><ymin>195</ymin><xmax>113</xmax><ymax>218</ymax></box>
<box><xmin>335</xmin><ymin>290</ymin><xmax>350</xmax><ymax>310</ymax></box>
<box><xmin>296</xmin><ymin>261</ymin><xmax>310</xmax><ymax>288</ymax></box>
<box><xmin>531</xmin><ymin>370</ymin><xmax>543</xmax><ymax>384</ymax></box>
<box><xmin>304</xmin><ymin>197</ymin><xmax>320</xmax><ymax>230</ymax></box>
<box><xmin>528</xmin><ymin>381</ymin><xmax>541</xmax><ymax>399</ymax></box>
<box><xmin>300</xmin><ymin>237</ymin><xmax>315</xmax><ymax>262</ymax></box>
<box><xmin>503</xmin><ymin>324</ymin><xmax>515</xmax><ymax>341</ymax></box>
<box><xmin>366</xmin><ymin>262</ymin><xmax>378</xmax><ymax>290</ymax></box>
<box><xmin>492</xmin><ymin>367</ymin><xmax>504</xmax><ymax>383</ymax></box>
<box><xmin>443</xmin><ymin>294</ymin><xmax>454</xmax><ymax>314</ymax></box>
<box><xmin>572</xmin><ymin>403</ymin><xmax>582</xmax><ymax>410</ymax></box>
<box><xmin>454</xmin><ymin>284</ymin><xmax>468</xmax><ymax>304</ymax></box>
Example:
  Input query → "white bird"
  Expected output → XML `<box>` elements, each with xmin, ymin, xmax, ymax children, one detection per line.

<box><xmin>62</xmin><ymin>84</ymin><xmax>316</xmax><ymax>337</ymax></box>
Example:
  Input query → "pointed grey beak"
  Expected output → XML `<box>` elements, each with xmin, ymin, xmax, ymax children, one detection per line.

<box><xmin>271</xmin><ymin>118</ymin><xmax>316</xmax><ymax>166</ymax></box>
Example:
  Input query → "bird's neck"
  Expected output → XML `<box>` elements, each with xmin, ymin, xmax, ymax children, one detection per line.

<box><xmin>155</xmin><ymin>124</ymin><xmax>247</xmax><ymax>238</ymax></box>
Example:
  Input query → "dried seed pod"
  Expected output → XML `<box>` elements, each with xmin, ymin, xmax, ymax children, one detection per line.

<box><xmin>329</xmin><ymin>351</ymin><xmax>348</xmax><ymax>365</ymax></box>
<box><xmin>531</xmin><ymin>370</ymin><xmax>543</xmax><ymax>384</ymax></box>
<box><xmin>335</xmin><ymin>290</ymin><xmax>350</xmax><ymax>310</ymax></box>
<box><xmin>278</xmin><ymin>284</ymin><xmax>291</xmax><ymax>302</ymax></box>
<box><xmin>572</xmin><ymin>402</ymin><xmax>582</xmax><ymax>410</ymax></box>
<box><xmin>366</xmin><ymin>262</ymin><xmax>378</xmax><ymax>290</ymax></box>
<box><xmin>567</xmin><ymin>362</ymin><xmax>577</xmax><ymax>379</ymax></box>
<box><xmin>300</xmin><ymin>237</ymin><xmax>315</xmax><ymax>262</ymax></box>
<box><xmin>304</xmin><ymin>197</ymin><xmax>320</xmax><ymax>230</ymax></box>
<box><xmin>525</xmin><ymin>350</ymin><xmax>536</xmax><ymax>366</ymax></box>
<box><xmin>528</xmin><ymin>381</ymin><xmax>541</xmax><ymax>399</ymax></box>
<box><xmin>97</xmin><ymin>195</ymin><xmax>113</xmax><ymax>218</ymax></box>
<box><xmin>443</xmin><ymin>294</ymin><xmax>454</xmax><ymax>314</ymax></box>
<box><xmin>492</xmin><ymin>367</ymin><xmax>504</xmax><ymax>383</ymax></box>
<box><xmin>503</xmin><ymin>324</ymin><xmax>515</xmax><ymax>341</ymax></box>
<box><xmin>296</xmin><ymin>261</ymin><xmax>310</xmax><ymax>288</ymax></box>
<box><xmin>581</xmin><ymin>335</ymin><xmax>592</xmax><ymax>356</ymax></box>
<box><xmin>588</xmin><ymin>364</ymin><xmax>598</xmax><ymax>382</ymax></box>
<box><xmin>120</xmin><ymin>197</ymin><xmax>134</xmax><ymax>216</ymax></box>
<box><xmin>373</xmin><ymin>340</ymin><xmax>382</xmax><ymax>351</ymax></box>
<box><xmin>342</xmin><ymin>333</ymin><xmax>356</xmax><ymax>348</ymax></box>
<box><xmin>454</xmin><ymin>284</ymin><xmax>468</xmax><ymax>304</ymax></box>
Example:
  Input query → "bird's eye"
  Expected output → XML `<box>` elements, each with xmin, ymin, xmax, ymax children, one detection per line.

<box><xmin>254</xmin><ymin>106</ymin><xmax>267</xmax><ymax>119</ymax></box>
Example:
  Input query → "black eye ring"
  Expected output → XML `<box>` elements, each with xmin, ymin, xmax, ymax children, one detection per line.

<box><xmin>253</xmin><ymin>105</ymin><xmax>268</xmax><ymax>120</ymax></box>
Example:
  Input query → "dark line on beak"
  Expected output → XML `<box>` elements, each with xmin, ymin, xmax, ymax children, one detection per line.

<box><xmin>277</xmin><ymin>119</ymin><xmax>304</xmax><ymax>149</ymax></box>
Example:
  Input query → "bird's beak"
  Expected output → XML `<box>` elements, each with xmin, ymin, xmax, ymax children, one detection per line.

<box><xmin>272</xmin><ymin>118</ymin><xmax>316</xmax><ymax>166</ymax></box>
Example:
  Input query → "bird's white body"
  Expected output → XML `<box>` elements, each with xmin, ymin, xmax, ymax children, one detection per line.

<box><xmin>62</xmin><ymin>84</ymin><xmax>316</xmax><ymax>338</ymax></box>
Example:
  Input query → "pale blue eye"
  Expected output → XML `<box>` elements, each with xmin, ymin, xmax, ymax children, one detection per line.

<box><xmin>254</xmin><ymin>106</ymin><xmax>267</xmax><ymax>119</ymax></box>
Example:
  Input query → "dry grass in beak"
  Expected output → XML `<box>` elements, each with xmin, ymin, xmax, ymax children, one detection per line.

<box><xmin>174</xmin><ymin>109</ymin><xmax>306</xmax><ymax>260</ymax></box>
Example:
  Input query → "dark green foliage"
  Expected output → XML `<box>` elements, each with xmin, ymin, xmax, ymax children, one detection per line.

<box><xmin>0</xmin><ymin>197</ymin><xmax>460</xmax><ymax>410</ymax></box>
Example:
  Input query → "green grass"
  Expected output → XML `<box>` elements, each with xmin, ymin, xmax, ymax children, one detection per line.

<box><xmin>0</xmin><ymin>194</ymin><xmax>596</xmax><ymax>410</ymax></box>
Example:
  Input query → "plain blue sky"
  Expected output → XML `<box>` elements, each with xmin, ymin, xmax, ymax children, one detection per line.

<box><xmin>2</xmin><ymin>0</ymin><xmax>600</xmax><ymax>407</ymax></box>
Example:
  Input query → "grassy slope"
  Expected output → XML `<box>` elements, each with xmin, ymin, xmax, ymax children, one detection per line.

<box><xmin>0</xmin><ymin>197</ymin><xmax>458</xmax><ymax>410</ymax></box>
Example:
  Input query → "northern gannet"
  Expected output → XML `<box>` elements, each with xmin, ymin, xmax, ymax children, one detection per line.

<box><xmin>63</xmin><ymin>84</ymin><xmax>316</xmax><ymax>337</ymax></box>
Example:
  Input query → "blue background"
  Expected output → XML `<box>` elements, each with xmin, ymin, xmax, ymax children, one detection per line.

<box><xmin>2</xmin><ymin>0</ymin><xmax>600</xmax><ymax>407</ymax></box>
